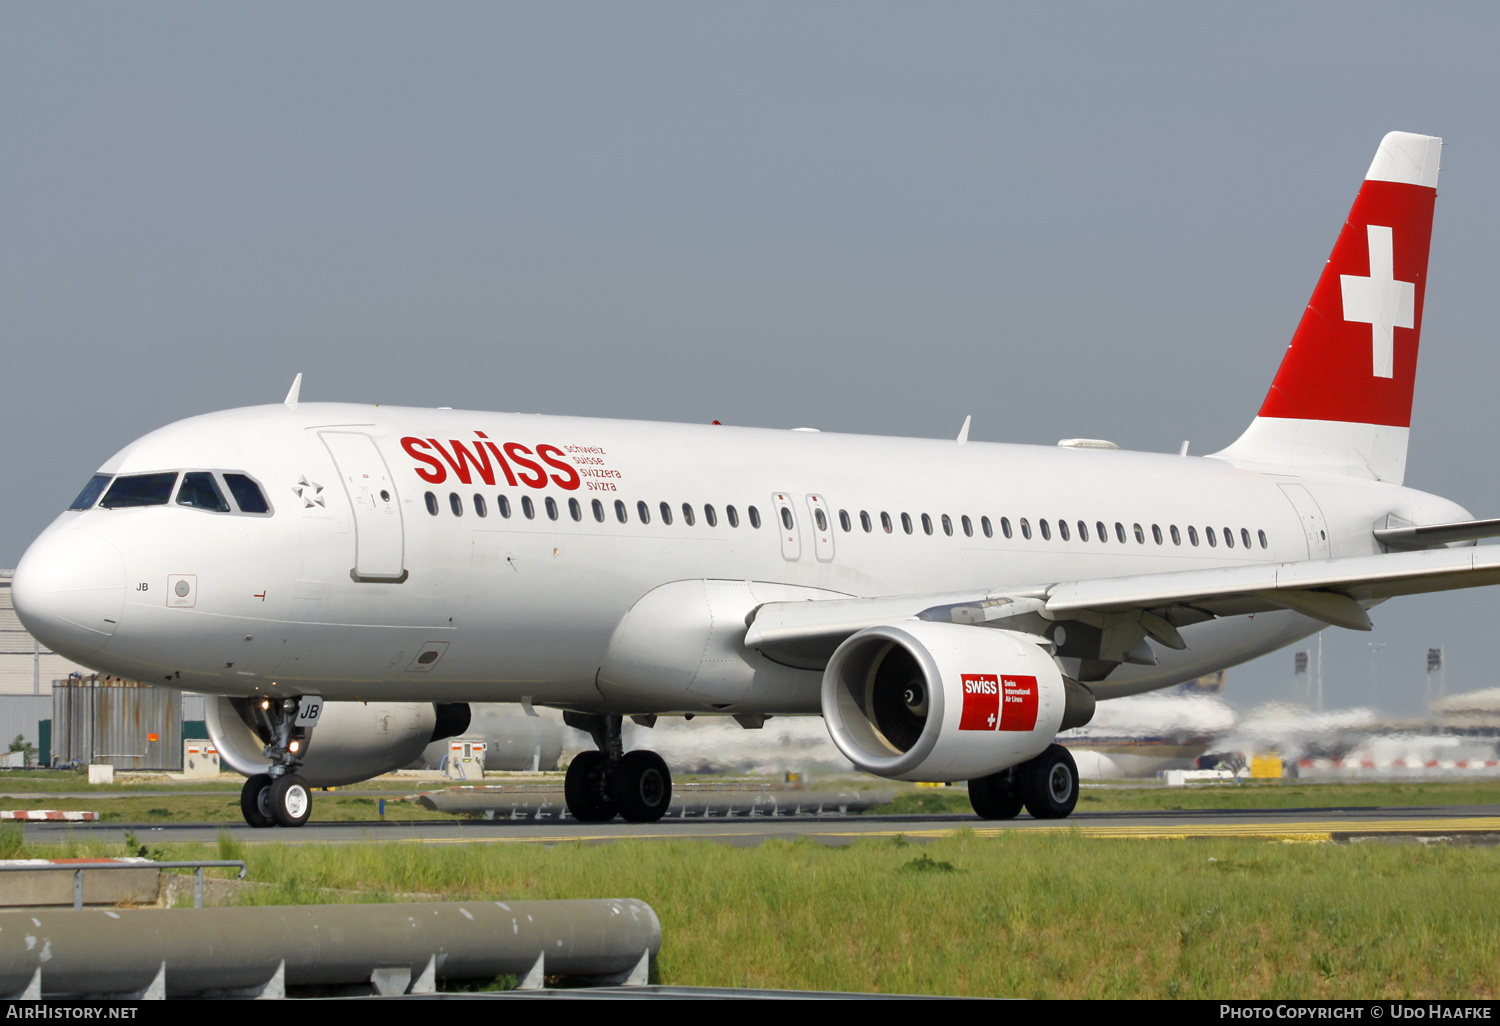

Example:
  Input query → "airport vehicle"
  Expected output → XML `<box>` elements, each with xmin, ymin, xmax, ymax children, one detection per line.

<box><xmin>17</xmin><ymin>132</ymin><xmax>1500</xmax><ymax>828</ymax></box>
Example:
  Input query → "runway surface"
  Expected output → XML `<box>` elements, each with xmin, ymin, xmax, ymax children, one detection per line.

<box><xmin>17</xmin><ymin>804</ymin><xmax>1500</xmax><ymax>847</ymax></box>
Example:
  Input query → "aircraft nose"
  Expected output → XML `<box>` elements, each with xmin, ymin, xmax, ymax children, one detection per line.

<box><xmin>12</xmin><ymin>527</ymin><xmax>126</xmax><ymax>661</ymax></box>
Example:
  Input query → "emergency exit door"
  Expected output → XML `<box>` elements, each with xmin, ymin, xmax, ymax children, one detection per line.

<box><xmin>321</xmin><ymin>432</ymin><xmax>407</xmax><ymax>581</ymax></box>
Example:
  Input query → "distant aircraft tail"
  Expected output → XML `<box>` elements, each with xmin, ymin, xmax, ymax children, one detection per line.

<box><xmin>1212</xmin><ymin>131</ymin><xmax>1441</xmax><ymax>484</ymax></box>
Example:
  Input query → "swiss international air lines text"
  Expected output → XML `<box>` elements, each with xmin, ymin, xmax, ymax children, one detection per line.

<box><xmin>959</xmin><ymin>674</ymin><xmax>1039</xmax><ymax>732</ymax></box>
<box><xmin>401</xmin><ymin>434</ymin><xmax>624</xmax><ymax>492</ymax></box>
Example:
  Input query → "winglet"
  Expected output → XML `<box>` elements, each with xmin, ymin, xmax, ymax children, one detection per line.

<box><xmin>284</xmin><ymin>373</ymin><xmax>303</xmax><ymax>405</ymax></box>
<box><xmin>957</xmin><ymin>415</ymin><xmax>971</xmax><ymax>445</ymax></box>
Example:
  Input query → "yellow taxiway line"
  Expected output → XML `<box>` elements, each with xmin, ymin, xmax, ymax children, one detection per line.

<box><xmin>233</xmin><ymin>815</ymin><xmax>1500</xmax><ymax>846</ymax></box>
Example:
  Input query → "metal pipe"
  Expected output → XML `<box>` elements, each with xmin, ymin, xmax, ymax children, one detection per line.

<box><xmin>0</xmin><ymin>899</ymin><xmax>660</xmax><ymax>997</ymax></box>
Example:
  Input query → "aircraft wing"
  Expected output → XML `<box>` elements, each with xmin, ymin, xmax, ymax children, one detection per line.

<box><xmin>745</xmin><ymin>545</ymin><xmax>1500</xmax><ymax>666</ymax></box>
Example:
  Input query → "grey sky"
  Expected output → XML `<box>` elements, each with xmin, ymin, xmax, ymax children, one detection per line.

<box><xmin>5</xmin><ymin>3</ymin><xmax>1499</xmax><ymax>714</ymax></box>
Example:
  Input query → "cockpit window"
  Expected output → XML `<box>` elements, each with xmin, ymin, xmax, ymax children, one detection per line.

<box><xmin>177</xmin><ymin>472</ymin><xmax>231</xmax><ymax>512</ymax></box>
<box><xmin>68</xmin><ymin>475</ymin><xmax>112</xmax><ymax>511</ymax></box>
<box><xmin>224</xmin><ymin>474</ymin><xmax>270</xmax><ymax>514</ymax></box>
<box><xmin>100</xmin><ymin>473</ymin><xmax>178</xmax><ymax>509</ymax></box>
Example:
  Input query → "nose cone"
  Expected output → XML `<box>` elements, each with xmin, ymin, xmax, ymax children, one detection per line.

<box><xmin>13</xmin><ymin>527</ymin><xmax>126</xmax><ymax>662</ymax></box>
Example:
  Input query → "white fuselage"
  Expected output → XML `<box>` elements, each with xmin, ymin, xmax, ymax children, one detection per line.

<box><xmin>13</xmin><ymin>402</ymin><xmax>1471</xmax><ymax>712</ymax></box>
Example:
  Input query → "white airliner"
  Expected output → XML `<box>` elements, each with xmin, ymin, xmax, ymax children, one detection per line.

<box><xmin>16</xmin><ymin>132</ymin><xmax>1500</xmax><ymax>828</ymax></box>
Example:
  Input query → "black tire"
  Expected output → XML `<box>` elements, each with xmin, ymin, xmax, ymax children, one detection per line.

<box><xmin>611</xmin><ymin>750</ymin><xmax>672</xmax><ymax>823</ymax></box>
<box><xmin>968</xmin><ymin>770</ymin><xmax>1024</xmax><ymax>820</ymax></box>
<box><xmin>240</xmin><ymin>774</ymin><xmax>274</xmax><ymax>829</ymax></box>
<box><xmin>1020</xmin><ymin>744</ymin><xmax>1080</xmax><ymax>820</ymax></box>
<box><xmin>269</xmin><ymin>773</ymin><xmax>312</xmax><ymax>828</ymax></box>
<box><xmin>564</xmin><ymin>750</ymin><xmax>617</xmax><ymax>823</ymax></box>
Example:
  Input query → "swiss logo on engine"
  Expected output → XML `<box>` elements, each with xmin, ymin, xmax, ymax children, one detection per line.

<box><xmin>958</xmin><ymin>674</ymin><xmax>1000</xmax><ymax>731</ymax></box>
<box><xmin>999</xmin><ymin>675</ymin><xmax>1039</xmax><ymax>731</ymax></box>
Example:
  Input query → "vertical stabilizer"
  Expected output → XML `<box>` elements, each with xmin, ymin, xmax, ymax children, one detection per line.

<box><xmin>1211</xmin><ymin>132</ymin><xmax>1440</xmax><ymax>483</ymax></box>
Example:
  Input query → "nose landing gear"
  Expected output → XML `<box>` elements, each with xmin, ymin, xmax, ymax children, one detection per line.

<box><xmin>238</xmin><ymin>696</ymin><xmax>321</xmax><ymax>828</ymax></box>
<box><xmin>562</xmin><ymin>713</ymin><xmax>673</xmax><ymax>823</ymax></box>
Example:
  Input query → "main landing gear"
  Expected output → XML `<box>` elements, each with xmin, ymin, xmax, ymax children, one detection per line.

<box><xmin>239</xmin><ymin>695</ymin><xmax>322</xmax><ymax>829</ymax></box>
<box><xmin>968</xmin><ymin>743</ymin><xmax>1079</xmax><ymax>821</ymax></box>
<box><xmin>562</xmin><ymin>713</ymin><xmax>673</xmax><ymax>824</ymax></box>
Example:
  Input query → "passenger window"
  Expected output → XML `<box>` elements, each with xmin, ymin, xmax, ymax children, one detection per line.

<box><xmin>838</xmin><ymin>509</ymin><xmax>851</xmax><ymax>532</ymax></box>
<box><xmin>1241</xmin><ymin>528</ymin><xmax>1252</xmax><ymax>549</ymax></box>
<box><xmin>961</xmin><ymin>515</ymin><xmax>973</xmax><ymax>538</ymax></box>
<box><xmin>425</xmin><ymin>491</ymin><xmax>439</xmax><ymax>516</ymax></box>
<box><xmin>224</xmin><ymin>474</ymin><xmax>270</xmax><ymax>514</ymax></box>
<box><xmin>660</xmin><ymin>502</ymin><xmax>673</xmax><ymax>525</ymax></box>
<box><xmin>1058</xmin><ymin>520</ymin><xmax>1070</xmax><ymax>541</ymax></box>
<box><xmin>614</xmin><ymin>499</ymin><xmax>627</xmax><ymax>523</ymax></box>
<box><xmin>1115</xmin><ymin>522</ymin><xmax>1126</xmax><ymax>544</ymax></box>
<box><xmin>1134</xmin><ymin>523</ymin><xmax>1145</xmax><ymax>544</ymax></box>
<box><xmin>69</xmin><ymin>475</ymin><xmax>113</xmax><ymax>511</ymax></box>
<box><xmin>474</xmin><ymin>494</ymin><xmax>488</xmax><ymax>518</ymax></box>
<box><xmin>1020</xmin><ymin>518</ymin><xmax>1031</xmax><ymax>540</ymax></box>
<box><xmin>1170</xmin><ymin>524</ymin><xmax>1181</xmax><ymax>545</ymax></box>
<box><xmin>881</xmin><ymin>512</ymin><xmax>893</xmax><ymax>534</ymax></box>
<box><xmin>860</xmin><ymin>510</ymin><xmax>872</xmax><ymax>533</ymax></box>
<box><xmin>1258</xmin><ymin>529</ymin><xmax>1268</xmax><ymax>549</ymax></box>
<box><xmin>682</xmin><ymin>503</ymin><xmax>695</xmax><ymax>527</ymax></box>
<box><xmin>449</xmin><ymin>492</ymin><xmax>463</xmax><ymax>516</ymax></box>
<box><xmin>1040</xmin><ymin>519</ymin><xmax>1051</xmax><ymax>540</ymax></box>
<box><xmin>1187</xmin><ymin>525</ymin><xmax>1198</xmax><ymax>546</ymax></box>
<box><xmin>177</xmin><ymin>472</ymin><xmax>230</xmax><ymax>512</ymax></box>
<box><xmin>1205</xmin><ymin>526</ymin><xmax>1216</xmax><ymax>547</ymax></box>
<box><xmin>814</xmin><ymin>508</ymin><xmax>828</xmax><ymax>532</ymax></box>
<box><xmin>569</xmin><ymin>497</ymin><xmax>582</xmax><ymax>522</ymax></box>
<box><xmin>942</xmin><ymin>515</ymin><xmax>954</xmax><ymax>537</ymax></box>
<box><xmin>901</xmin><ymin>513</ymin><xmax>913</xmax><ymax>535</ymax></box>
<box><xmin>705</xmin><ymin>505</ymin><xmax>718</xmax><ymax>527</ymax></box>
<box><xmin>637</xmin><ymin>500</ymin><xmax>650</xmax><ymax>524</ymax></box>
<box><xmin>1077</xmin><ymin>521</ymin><xmax>1088</xmax><ymax>542</ymax></box>
<box><xmin>748</xmin><ymin>506</ymin><xmax>761</xmax><ymax>529</ymax></box>
<box><xmin>522</xmin><ymin>496</ymin><xmax>536</xmax><ymax>520</ymax></box>
<box><xmin>499</xmin><ymin>495</ymin><xmax>512</xmax><ymax>518</ymax></box>
<box><xmin>593</xmin><ymin>499</ymin><xmax>606</xmax><ymax>523</ymax></box>
<box><xmin>1096</xmin><ymin>521</ymin><xmax>1106</xmax><ymax>543</ymax></box>
<box><xmin>1223</xmin><ymin>527</ymin><xmax>1234</xmax><ymax>548</ymax></box>
<box><xmin>921</xmin><ymin>513</ymin><xmax>933</xmax><ymax>536</ymax></box>
<box><xmin>1152</xmin><ymin>524</ymin><xmax>1163</xmax><ymax>545</ymax></box>
<box><xmin>546</xmin><ymin>497</ymin><xmax>559</xmax><ymax>521</ymax></box>
<box><xmin>727</xmin><ymin>505</ymin><xmax>740</xmax><ymax>528</ymax></box>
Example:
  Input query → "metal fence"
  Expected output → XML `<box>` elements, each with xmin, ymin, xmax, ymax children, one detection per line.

<box><xmin>51</xmin><ymin>679</ymin><xmax>183</xmax><ymax>770</ymax></box>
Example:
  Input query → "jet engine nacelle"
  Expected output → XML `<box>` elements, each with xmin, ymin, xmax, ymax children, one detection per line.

<box><xmin>821</xmin><ymin>622</ymin><xmax>1093</xmax><ymax>782</ymax></box>
<box><xmin>206</xmin><ymin>698</ymin><xmax>470</xmax><ymax>787</ymax></box>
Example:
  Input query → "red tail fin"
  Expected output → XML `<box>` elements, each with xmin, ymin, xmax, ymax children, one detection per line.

<box><xmin>1214</xmin><ymin>132</ymin><xmax>1441</xmax><ymax>483</ymax></box>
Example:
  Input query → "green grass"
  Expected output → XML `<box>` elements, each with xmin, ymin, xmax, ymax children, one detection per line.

<box><xmin>14</xmin><ymin>829</ymin><xmax>1496</xmax><ymax>998</ymax></box>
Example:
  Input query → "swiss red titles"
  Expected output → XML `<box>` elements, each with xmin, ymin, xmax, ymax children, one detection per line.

<box><xmin>998</xmin><ymin>675</ymin><xmax>1039</xmax><ymax>732</ymax></box>
<box><xmin>400</xmin><ymin>432</ymin><xmax>582</xmax><ymax>491</ymax></box>
<box><xmin>959</xmin><ymin>673</ymin><xmax>1038</xmax><ymax>732</ymax></box>
<box><xmin>959</xmin><ymin>674</ymin><xmax>999</xmax><ymax>731</ymax></box>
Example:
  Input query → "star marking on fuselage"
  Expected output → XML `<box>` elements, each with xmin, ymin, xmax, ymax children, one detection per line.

<box><xmin>293</xmin><ymin>476</ymin><xmax>326</xmax><ymax>508</ymax></box>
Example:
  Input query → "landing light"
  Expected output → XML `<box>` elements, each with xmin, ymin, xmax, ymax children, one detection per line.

<box><xmin>260</xmin><ymin>700</ymin><xmax>271</xmax><ymax>711</ymax></box>
<box><xmin>289</xmin><ymin>740</ymin><xmax>301</xmax><ymax>754</ymax></box>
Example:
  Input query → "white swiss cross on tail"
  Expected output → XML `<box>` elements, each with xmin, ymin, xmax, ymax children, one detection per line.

<box><xmin>1340</xmin><ymin>224</ymin><xmax>1415</xmax><ymax>379</ymax></box>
